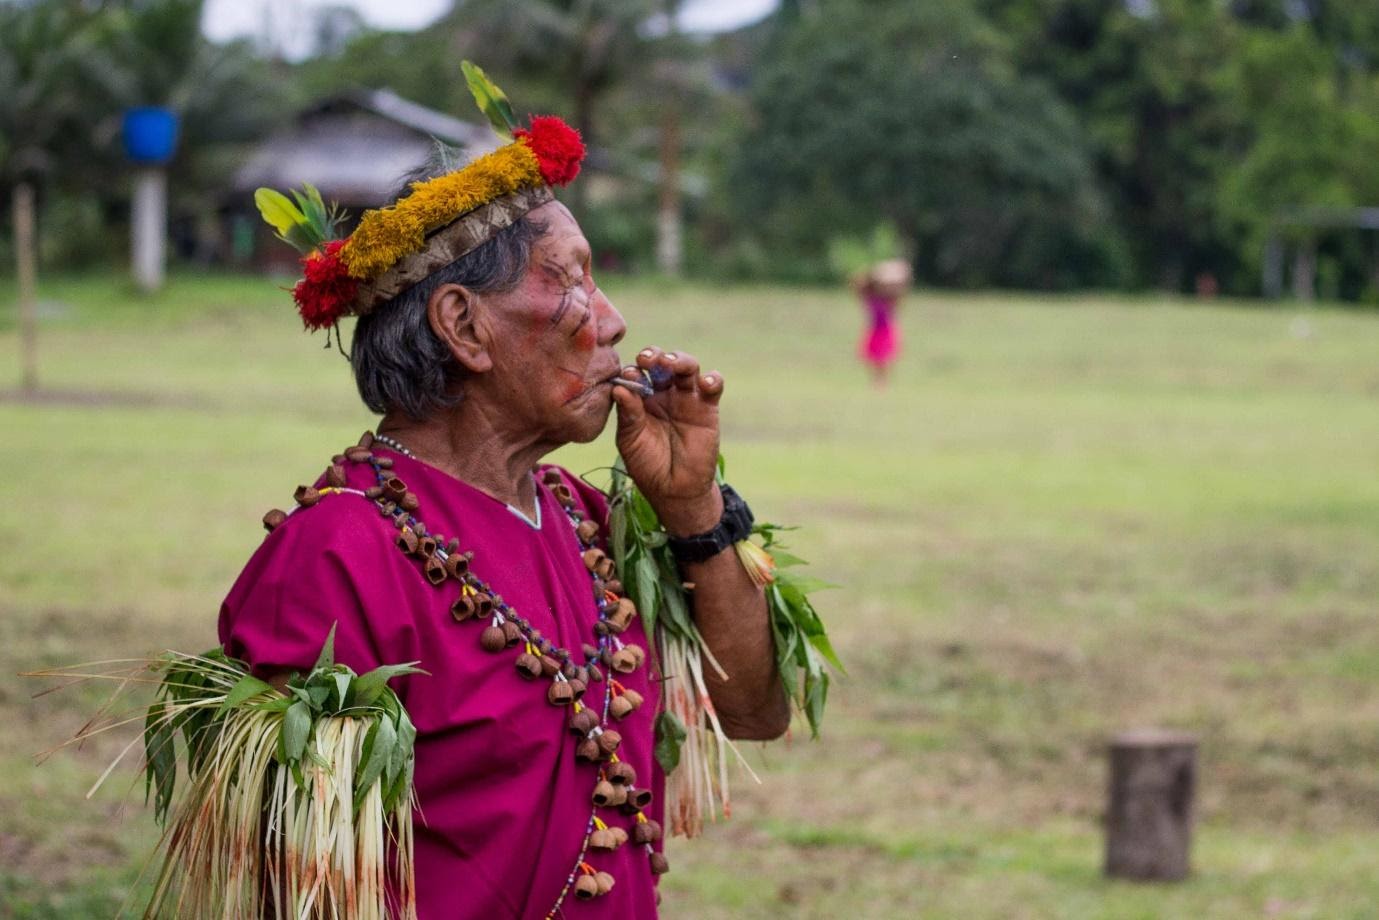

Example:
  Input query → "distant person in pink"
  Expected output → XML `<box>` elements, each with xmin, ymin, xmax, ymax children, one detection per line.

<box><xmin>853</xmin><ymin>259</ymin><xmax>912</xmax><ymax>386</ymax></box>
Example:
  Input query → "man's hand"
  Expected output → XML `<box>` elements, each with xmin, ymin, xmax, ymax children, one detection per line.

<box><xmin>611</xmin><ymin>346</ymin><xmax>724</xmax><ymax>536</ymax></box>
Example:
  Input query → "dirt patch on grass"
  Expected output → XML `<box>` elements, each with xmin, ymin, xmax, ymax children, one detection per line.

<box><xmin>0</xmin><ymin>388</ymin><xmax>208</xmax><ymax>410</ymax></box>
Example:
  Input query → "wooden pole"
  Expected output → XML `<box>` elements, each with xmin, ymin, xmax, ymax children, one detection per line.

<box><xmin>1105</xmin><ymin>729</ymin><xmax>1197</xmax><ymax>882</ymax></box>
<box><xmin>14</xmin><ymin>181</ymin><xmax>39</xmax><ymax>395</ymax></box>
<box><xmin>132</xmin><ymin>167</ymin><xmax>167</xmax><ymax>293</ymax></box>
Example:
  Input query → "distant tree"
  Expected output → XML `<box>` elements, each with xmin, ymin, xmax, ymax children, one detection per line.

<box><xmin>726</xmin><ymin>0</ymin><xmax>1117</xmax><ymax>288</ymax></box>
<box><xmin>81</xmin><ymin>0</ymin><xmax>290</xmax><ymax>223</ymax></box>
<box><xmin>0</xmin><ymin>0</ymin><xmax>100</xmax><ymax>392</ymax></box>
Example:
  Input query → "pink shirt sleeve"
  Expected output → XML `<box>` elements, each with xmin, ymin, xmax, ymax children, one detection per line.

<box><xmin>218</xmin><ymin>495</ymin><xmax>424</xmax><ymax>692</ymax></box>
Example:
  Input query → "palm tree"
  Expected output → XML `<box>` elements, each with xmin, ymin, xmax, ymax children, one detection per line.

<box><xmin>0</xmin><ymin>0</ymin><xmax>99</xmax><ymax>394</ymax></box>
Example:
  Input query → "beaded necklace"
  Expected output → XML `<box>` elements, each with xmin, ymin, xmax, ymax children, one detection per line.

<box><xmin>267</xmin><ymin>431</ymin><xmax>667</xmax><ymax>915</ymax></box>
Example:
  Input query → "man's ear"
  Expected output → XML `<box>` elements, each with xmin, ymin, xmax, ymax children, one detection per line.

<box><xmin>427</xmin><ymin>283</ymin><xmax>493</xmax><ymax>374</ymax></box>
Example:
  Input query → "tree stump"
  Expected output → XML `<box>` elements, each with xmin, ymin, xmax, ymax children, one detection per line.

<box><xmin>1104</xmin><ymin>729</ymin><xmax>1197</xmax><ymax>881</ymax></box>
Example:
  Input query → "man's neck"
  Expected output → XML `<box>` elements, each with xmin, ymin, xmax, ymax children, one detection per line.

<box><xmin>376</xmin><ymin>400</ymin><xmax>554</xmax><ymax>519</ymax></box>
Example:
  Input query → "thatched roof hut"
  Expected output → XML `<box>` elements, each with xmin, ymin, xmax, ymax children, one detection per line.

<box><xmin>233</xmin><ymin>88</ymin><xmax>502</xmax><ymax>209</ymax></box>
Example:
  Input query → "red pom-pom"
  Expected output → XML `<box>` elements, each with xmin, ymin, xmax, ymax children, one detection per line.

<box><xmin>515</xmin><ymin>116</ymin><xmax>586</xmax><ymax>187</ymax></box>
<box><xmin>292</xmin><ymin>239</ymin><xmax>358</xmax><ymax>330</ymax></box>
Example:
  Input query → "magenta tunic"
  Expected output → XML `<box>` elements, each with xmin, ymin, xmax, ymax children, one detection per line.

<box><xmin>858</xmin><ymin>292</ymin><xmax>900</xmax><ymax>367</ymax></box>
<box><xmin>219</xmin><ymin>450</ymin><xmax>663</xmax><ymax>919</ymax></box>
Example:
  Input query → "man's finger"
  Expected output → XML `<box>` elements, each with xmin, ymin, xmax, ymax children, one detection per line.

<box><xmin>665</xmin><ymin>350</ymin><xmax>700</xmax><ymax>391</ymax></box>
<box><xmin>699</xmin><ymin>370</ymin><xmax>725</xmax><ymax>405</ymax></box>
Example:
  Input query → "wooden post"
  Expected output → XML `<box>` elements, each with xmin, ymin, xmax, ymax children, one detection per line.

<box><xmin>14</xmin><ymin>181</ymin><xmax>39</xmax><ymax>395</ymax></box>
<box><xmin>131</xmin><ymin>167</ymin><xmax>167</xmax><ymax>293</ymax></box>
<box><xmin>1105</xmin><ymin>729</ymin><xmax>1197</xmax><ymax>881</ymax></box>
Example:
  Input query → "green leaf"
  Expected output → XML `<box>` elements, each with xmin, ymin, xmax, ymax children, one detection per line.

<box><xmin>807</xmin><ymin>631</ymin><xmax>846</xmax><ymax>674</ymax></box>
<box><xmin>654</xmin><ymin>710</ymin><xmax>688</xmax><ymax>773</ymax></box>
<box><xmin>218</xmin><ymin>674</ymin><xmax>275</xmax><ymax>714</ymax></box>
<box><xmin>460</xmin><ymin>60</ymin><xmax>517</xmax><ymax>140</ymax></box>
<box><xmin>351</xmin><ymin>662</ymin><xmax>427</xmax><ymax>708</ymax></box>
<box><xmin>254</xmin><ymin>187</ymin><xmax>304</xmax><ymax>237</ymax></box>
<box><xmin>353</xmin><ymin>716</ymin><xmax>395</xmax><ymax>810</ymax></box>
<box><xmin>313</xmin><ymin>623</ymin><xmax>338</xmax><ymax>672</ymax></box>
<box><xmin>281</xmin><ymin>700</ymin><xmax>312</xmax><ymax>764</ymax></box>
<box><xmin>768</xmin><ymin>549</ymin><xmax>807</xmax><ymax>568</ymax></box>
<box><xmin>332</xmin><ymin>672</ymin><xmax>352</xmax><ymax>710</ymax></box>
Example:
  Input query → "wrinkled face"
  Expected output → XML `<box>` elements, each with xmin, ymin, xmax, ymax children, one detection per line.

<box><xmin>479</xmin><ymin>201</ymin><xmax>627</xmax><ymax>445</ymax></box>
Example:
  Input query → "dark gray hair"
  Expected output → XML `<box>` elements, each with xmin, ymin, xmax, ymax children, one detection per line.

<box><xmin>351</xmin><ymin>145</ymin><xmax>544</xmax><ymax>420</ymax></box>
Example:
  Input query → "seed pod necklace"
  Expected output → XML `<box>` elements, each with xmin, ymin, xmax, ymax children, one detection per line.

<box><xmin>262</xmin><ymin>431</ymin><xmax>667</xmax><ymax>914</ymax></box>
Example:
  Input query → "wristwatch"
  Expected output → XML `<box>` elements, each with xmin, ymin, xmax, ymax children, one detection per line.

<box><xmin>666</xmin><ymin>484</ymin><xmax>755</xmax><ymax>564</ymax></box>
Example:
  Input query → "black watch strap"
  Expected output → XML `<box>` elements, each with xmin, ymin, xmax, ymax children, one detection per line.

<box><xmin>666</xmin><ymin>484</ymin><xmax>754</xmax><ymax>564</ymax></box>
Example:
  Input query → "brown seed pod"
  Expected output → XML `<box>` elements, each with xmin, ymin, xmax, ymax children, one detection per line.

<box><xmin>588</xmin><ymin>828</ymin><xmax>616</xmax><ymax>850</ymax></box>
<box><xmin>576</xmin><ymin>519</ymin><xmax>601</xmax><ymax>543</ymax></box>
<box><xmin>444</xmin><ymin>551</ymin><xmax>471</xmax><ymax>579</ymax></box>
<box><xmin>576</xmin><ymin>738</ymin><xmax>601</xmax><ymax>761</ymax></box>
<box><xmin>383</xmin><ymin>478</ymin><xmax>408</xmax><ymax>501</ymax></box>
<box><xmin>609</xmin><ymin>696</ymin><xmax>633</xmax><ymax>720</ymax></box>
<box><xmin>344</xmin><ymin>446</ymin><xmax>372</xmax><ymax>463</ymax></box>
<box><xmin>358</xmin><ymin>431</ymin><xmax>375</xmax><ymax>449</ymax></box>
<box><xmin>596</xmin><ymin>730</ymin><xmax>622</xmax><ymax>757</ymax></box>
<box><xmin>479</xmin><ymin>626</ymin><xmax>507</xmax><ymax>653</ymax></box>
<box><xmin>596</xmin><ymin>557</ymin><xmax>616</xmax><ymax>580</ymax></box>
<box><xmin>624</xmin><ymin>787</ymin><xmax>653</xmax><ymax>810</ymax></box>
<box><xmin>591</xmin><ymin>780</ymin><xmax>617</xmax><ymax>807</ymax></box>
<box><xmin>325</xmin><ymin>464</ymin><xmax>347</xmax><ymax>488</ymax></box>
<box><xmin>573</xmin><ymin>875</ymin><xmax>600</xmax><ymax>900</ymax></box>
<box><xmin>541</xmin><ymin>468</ymin><xmax>565</xmax><ymax>487</ymax></box>
<box><xmin>541</xmin><ymin>655</ymin><xmax>563</xmax><ymax>678</ymax></box>
<box><xmin>607</xmin><ymin>761</ymin><xmax>637</xmax><ymax>786</ymax></box>
<box><xmin>633</xmin><ymin>819</ymin><xmax>662</xmax><ymax>845</ymax></box>
<box><xmin>294</xmin><ymin>485</ymin><xmax>321</xmax><ymax>507</ymax></box>
<box><xmin>582</xmin><ymin>548</ymin><xmax>606</xmax><ymax>574</ymax></box>
<box><xmin>607</xmin><ymin>783</ymin><xmax>629</xmax><ymax>807</ymax></box>
<box><xmin>593</xmin><ymin>620</ymin><xmax>611</xmax><ymax>637</ymax></box>
<box><xmin>551</xmin><ymin>484</ymin><xmax>574</xmax><ymax>506</ymax></box>
<box><xmin>587</xmin><ymin>664</ymin><xmax>604</xmax><ymax>683</ymax></box>
<box><xmin>608</xmin><ymin>598</ymin><xmax>637</xmax><ymax>631</ymax></box>
<box><xmin>604</xmin><ymin>579</ymin><xmax>623</xmax><ymax>596</ymax></box>
<box><xmin>377</xmin><ymin>500</ymin><xmax>397</xmax><ymax>517</ymax></box>
<box><xmin>417</xmin><ymin>534</ymin><xmax>438</xmax><ymax>558</ymax></box>
<box><xmin>262</xmin><ymin>509</ymin><xmax>288</xmax><ymax>532</ymax></box>
<box><xmin>501</xmin><ymin>618</ymin><xmax>522</xmax><ymax>646</ymax></box>
<box><xmin>607</xmin><ymin>826</ymin><xmax>629</xmax><ymax>847</ymax></box>
<box><xmin>374</xmin><ymin>456</ymin><xmax>394</xmax><ymax>470</ymax></box>
<box><xmin>582</xmin><ymin>643</ymin><xmax>600</xmax><ymax>660</ymax></box>
<box><xmin>514</xmin><ymin>653</ymin><xmax>542</xmax><ymax>680</ymax></box>
<box><xmin>395</xmin><ymin>529</ymin><xmax>420</xmax><ymax>555</ymax></box>
<box><xmin>451</xmin><ymin>595</ymin><xmax>477</xmax><ymax>622</ymax></box>
<box><xmin>594</xmin><ymin>871</ymin><xmax>615</xmax><ymax>895</ymax></box>
<box><xmin>548</xmin><ymin>681</ymin><xmax>575</xmax><ymax>706</ymax></box>
<box><xmin>566</xmin><ymin>678</ymin><xmax>587</xmax><ymax>702</ymax></box>
<box><xmin>649</xmin><ymin>852</ymin><xmax>669</xmax><ymax>875</ymax></box>
<box><xmin>365</xmin><ymin>485</ymin><xmax>384</xmax><ymax>500</ymax></box>
<box><xmin>400</xmin><ymin>492</ymin><xmax>420</xmax><ymax>512</ymax></box>
<box><xmin>423</xmin><ymin>555</ymin><xmax>447</xmax><ymax>586</ymax></box>
<box><xmin>610</xmin><ymin>647</ymin><xmax>643</xmax><ymax>674</ymax></box>
<box><xmin>569</xmin><ymin>708</ymin><xmax>600</xmax><ymax>735</ymax></box>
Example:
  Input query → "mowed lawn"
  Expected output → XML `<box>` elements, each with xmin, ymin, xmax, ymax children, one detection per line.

<box><xmin>4</xmin><ymin>274</ymin><xmax>1379</xmax><ymax>918</ymax></box>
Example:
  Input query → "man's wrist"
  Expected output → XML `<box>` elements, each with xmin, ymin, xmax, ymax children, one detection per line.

<box><xmin>664</xmin><ymin>484</ymin><xmax>755</xmax><ymax>565</ymax></box>
<box><xmin>656</xmin><ymin>485</ymin><xmax>724</xmax><ymax>538</ymax></box>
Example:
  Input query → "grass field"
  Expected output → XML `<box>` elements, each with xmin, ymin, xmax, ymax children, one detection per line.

<box><xmin>4</xmin><ymin>273</ymin><xmax>1379</xmax><ymax>918</ymax></box>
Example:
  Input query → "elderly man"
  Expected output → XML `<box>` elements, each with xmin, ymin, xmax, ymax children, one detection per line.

<box><xmin>220</xmin><ymin>87</ymin><xmax>787</xmax><ymax>918</ymax></box>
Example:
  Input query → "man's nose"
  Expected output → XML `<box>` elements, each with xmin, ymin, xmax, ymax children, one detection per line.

<box><xmin>594</xmin><ymin>287</ymin><xmax>626</xmax><ymax>347</ymax></box>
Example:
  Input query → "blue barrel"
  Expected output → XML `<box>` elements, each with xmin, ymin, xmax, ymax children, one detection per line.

<box><xmin>122</xmin><ymin>107</ymin><xmax>180</xmax><ymax>164</ymax></box>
